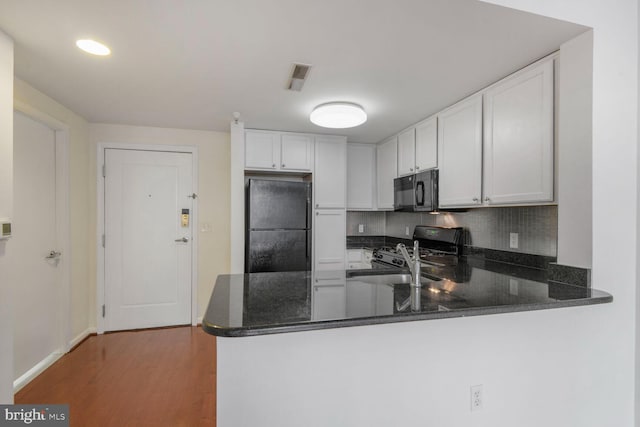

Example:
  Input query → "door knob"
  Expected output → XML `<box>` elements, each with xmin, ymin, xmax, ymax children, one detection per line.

<box><xmin>174</xmin><ymin>237</ymin><xmax>189</xmax><ymax>243</ymax></box>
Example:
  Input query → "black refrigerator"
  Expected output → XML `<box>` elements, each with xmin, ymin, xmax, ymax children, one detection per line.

<box><xmin>245</xmin><ymin>179</ymin><xmax>312</xmax><ymax>273</ymax></box>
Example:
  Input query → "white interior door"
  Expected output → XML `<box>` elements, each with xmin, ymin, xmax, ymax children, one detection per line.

<box><xmin>11</xmin><ymin>111</ymin><xmax>61</xmax><ymax>381</ymax></box>
<box><xmin>104</xmin><ymin>149</ymin><xmax>193</xmax><ymax>331</ymax></box>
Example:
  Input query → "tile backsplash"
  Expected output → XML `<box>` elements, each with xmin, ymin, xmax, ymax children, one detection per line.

<box><xmin>347</xmin><ymin>205</ymin><xmax>558</xmax><ymax>257</ymax></box>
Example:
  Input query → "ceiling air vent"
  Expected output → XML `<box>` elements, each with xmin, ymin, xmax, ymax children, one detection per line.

<box><xmin>287</xmin><ymin>63</ymin><xmax>311</xmax><ymax>91</ymax></box>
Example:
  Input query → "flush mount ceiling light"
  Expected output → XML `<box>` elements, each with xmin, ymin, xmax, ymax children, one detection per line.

<box><xmin>76</xmin><ymin>39</ymin><xmax>111</xmax><ymax>56</ymax></box>
<box><xmin>310</xmin><ymin>102</ymin><xmax>367</xmax><ymax>129</ymax></box>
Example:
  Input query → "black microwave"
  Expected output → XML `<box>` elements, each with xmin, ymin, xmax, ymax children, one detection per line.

<box><xmin>393</xmin><ymin>169</ymin><xmax>438</xmax><ymax>212</ymax></box>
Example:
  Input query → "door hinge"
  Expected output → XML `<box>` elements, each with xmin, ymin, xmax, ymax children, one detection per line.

<box><xmin>102</xmin><ymin>304</ymin><xmax>105</xmax><ymax>318</ymax></box>
<box><xmin>102</xmin><ymin>164</ymin><xmax>106</xmax><ymax>178</ymax></box>
<box><xmin>102</xmin><ymin>234</ymin><xmax>105</xmax><ymax>248</ymax></box>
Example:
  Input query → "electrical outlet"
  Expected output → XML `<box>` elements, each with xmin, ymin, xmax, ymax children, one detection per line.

<box><xmin>405</xmin><ymin>226</ymin><xmax>410</xmax><ymax>236</ymax></box>
<box><xmin>509</xmin><ymin>232</ymin><xmax>519</xmax><ymax>249</ymax></box>
<box><xmin>358</xmin><ymin>224</ymin><xmax>364</xmax><ymax>233</ymax></box>
<box><xmin>471</xmin><ymin>385</ymin><xmax>483</xmax><ymax>411</ymax></box>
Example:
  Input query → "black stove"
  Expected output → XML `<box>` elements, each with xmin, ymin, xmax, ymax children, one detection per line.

<box><xmin>372</xmin><ymin>226</ymin><xmax>470</xmax><ymax>282</ymax></box>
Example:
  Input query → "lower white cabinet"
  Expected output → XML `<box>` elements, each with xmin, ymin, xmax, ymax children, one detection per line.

<box><xmin>312</xmin><ymin>273</ymin><xmax>346</xmax><ymax>320</ymax></box>
<box><xmin>346</xmin><ymin>249</ymin><xmax>373</xmax><ymax>270</ymax></box>
<box><xmin>314</xmin><ymin>210</ymin><xmax>346</xmax><ymax>271</ymax></box>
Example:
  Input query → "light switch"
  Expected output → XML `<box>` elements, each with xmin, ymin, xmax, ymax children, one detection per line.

<box><xmin>358</xmin><ymin>224</ymin><xmax>364</xmax><ymax>233</ymax></box>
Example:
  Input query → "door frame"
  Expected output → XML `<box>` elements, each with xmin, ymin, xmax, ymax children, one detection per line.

<box><xmin>96</xmin><ymin>143</ymin><xmax>199</xmax><ymax>334</ymax></box>
<box><xmin>12</xmin><ymin>102</ymin><xmax>71</xmax><ymax>352</ymax></box>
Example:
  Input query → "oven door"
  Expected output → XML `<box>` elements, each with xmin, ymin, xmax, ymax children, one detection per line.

<box><xmin>393</xmin><ymin>174</ymin><xmax>414</xmax><ymax>211</ymax></box>
<box><xmin>413</xmin><ymin>169</ymin><xmax>438</xmax><ymax>212</ymax></box>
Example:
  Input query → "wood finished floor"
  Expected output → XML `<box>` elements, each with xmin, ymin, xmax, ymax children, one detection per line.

<box><xmin>15</xmin><ymin>326</ymin><xmax>216</xmax><ymax>427</ymax></box>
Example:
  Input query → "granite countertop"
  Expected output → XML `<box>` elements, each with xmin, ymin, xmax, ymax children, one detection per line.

<box><xmin>202</xmin><ymin>259</ymin><xmax>612</xmax><ymax>337</ymax></box>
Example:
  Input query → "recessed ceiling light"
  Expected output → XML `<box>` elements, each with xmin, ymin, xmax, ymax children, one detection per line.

<box><xmin>310</xmin><ymin>102</ymin><xmax>367</xmax><ymax>129</ymax></box>
<box><xmin>76</xmin><ymin>39</ymin><xmax>111</xmax><ymax>56</ymax></box>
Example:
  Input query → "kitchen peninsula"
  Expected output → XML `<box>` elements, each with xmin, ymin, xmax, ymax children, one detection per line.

<box><xmin>203</xmin><ymin>258</ymin><xmax>611</xmax><ymax>426</ymax></box>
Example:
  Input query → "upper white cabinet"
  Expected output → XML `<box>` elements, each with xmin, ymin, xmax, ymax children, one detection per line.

<box><xmin>245</xmin><ymin>130</ymin><xmax>313</xmax><ymax>172</ymax></box>
<box><xmin>397</xmin><ymin>128</ymin><xmax>416</xmax><ymax>177</ymax></box>
<box><xmin>437</xmin><ymin>95</ymin><xmax>483</xmax><ymax>208</ymax></box>
<box><xmin>347</xmin><ymin>143</ymin><xmax>376</xmax><ymax>210</ymax></box>
<box><xmin>280</xmin><ymin>134</ymin><xmax>314</xmax><ymax>172</ymax></box>
<box><xmin>483</xmin><ymin>59</ymin><xmax>554</xmax><ymax>205</ymax></box>
<box><xmin>415</xmin><ymin>116</ymin><xmax>437</xmax><ymax>171</ymax></box>
<box><xmin>314</xmin><ymin>136</ymin><xmax>347</xmax><ymax>209</ymax></box>
<box><xmin>245</xmin><ymin>130</ymin><xmax>280</xmax><ymax>170</ymax></box>
<box><xmin>376</xmin><ymin>137</ymin><xmax>398</xmax><ymax>210</ymax></box>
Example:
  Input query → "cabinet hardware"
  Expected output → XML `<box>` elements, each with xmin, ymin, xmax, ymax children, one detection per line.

<box><xmin>410</xmin><ymin>168</ymin><xmax>414</xmax><ymax>172</ymax></box>
<box><xmin>175</xmin><ymin>237</ymin><xmax>189</xmax><ymax>243</ymax></box>
<box><xmin>282</xmin><ymin>164</ymin><xmax>286</xmax><ymax>168</ymax></box>
<box><xmin>484</xmin><ymin>197</ymin><xmax>490</xmax><ymax>202</ymax></box>
<box><xmin>416</xmin><ymin>166</ymin><xmax>420</xmax><ymax>170</ymax></box>
<box><xmin>272</xmin><ymin>163</ymin><xmax>276</xmax><ymax>168</ymax></box>
<box><xmin>472</xmin><ymin>197</ymin><xmax>479</xmax><ymax>202</ymax></box>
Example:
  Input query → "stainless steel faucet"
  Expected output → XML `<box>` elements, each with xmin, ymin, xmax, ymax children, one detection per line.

<box><xmin>395</xmin><ymin>240</ymin><xmax>422</xmax><ymax>312</ymax></box>
<box><xmin>396</xmin><ymin>240</ymin><xmax>421</xmax><ymax>288</ymax></box>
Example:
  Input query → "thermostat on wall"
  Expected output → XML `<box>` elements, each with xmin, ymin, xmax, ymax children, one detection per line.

<box><xmin>0</xmin><ymin>219</ymin><xmax>11</xmax><ymax>240</ymax></box>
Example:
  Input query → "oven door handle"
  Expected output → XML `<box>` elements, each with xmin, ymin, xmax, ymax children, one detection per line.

<box><xmin>415</xmin><ymin>181</ymin><xmax>425</xmax><ymax>206</ymax></box>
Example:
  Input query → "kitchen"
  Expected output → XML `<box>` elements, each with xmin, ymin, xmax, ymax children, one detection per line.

<box><xmin>0</xmin><ymin>1</ymin><xmax>638</xmax><ymax>427</ymax></box>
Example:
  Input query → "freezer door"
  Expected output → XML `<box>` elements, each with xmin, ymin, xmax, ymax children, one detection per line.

<box><xmin>246</xmin><ymin>230</ymin><xmax>310</xmax><ymax>273</ymax></box>
<box><xmin>247</xmin><ymin>180</ymin><xmax>311</xmax><ymax>230</ymax></box>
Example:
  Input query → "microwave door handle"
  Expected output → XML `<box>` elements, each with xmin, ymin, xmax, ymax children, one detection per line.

<box><xmin>415</xmin><ymin>181</ymin><xmax>425</xmax><ymax>206</ymax></box>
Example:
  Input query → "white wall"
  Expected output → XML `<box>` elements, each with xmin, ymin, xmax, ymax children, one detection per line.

<box><xmin>483</xmin><ymin>0</ymin><xmax>638</xmax><ymax>424</ymax></box>
<box><xmin>0</xmin><ymin>29</ymin><xmax>13</xmax><ymax>404</ymax></box>
<box><xmin>89</xmin><ymin>124</ymin><xmax>231</xmax><ymax>323</ymax></box>
<box><xmin>13</xmin><ymin>79</ymin><xmax>92</xmax><ymax>344</ymax></box>
<box><xmin>557</xmin><ymin>30</ymin><xmax>593</xmax><ymax>269</ymax></box>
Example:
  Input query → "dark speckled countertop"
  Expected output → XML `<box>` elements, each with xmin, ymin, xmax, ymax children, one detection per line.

<box><xmin>202</xmin><ymin>257</ymin><xmax>612</xmax><ymax>337</ymax></box>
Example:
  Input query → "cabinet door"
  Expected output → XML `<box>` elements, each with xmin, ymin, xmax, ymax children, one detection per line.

<box><xmin>314</xmin><ymin>210</ymin><xmax>346</xmax><ymax>271</ymax></box>
<box><xmin>347</xmin><ymin>143</ymin><xmax>376</xmax><ymax>210</ymax></box>
<box><xmin>437</xmin><ymin>95</ymin><xmax>483</xmax><ymax>208</ymax></box>
<box><xmin>483</xmin><ymin>60</ymin><xmax>554</xmax><ymax>204</ymax></box>
<box><xmin>281</xmin><ymin>134</ymin><xmax>314</xmax><ymax>172</ymax></box>
<box><xmin>397</xmin><ymin>128</ymin><xmax>416</xmax><ymax>177</ymax></box>
<box><xmin>245</xmin><ymin>130</ymin><xmax>280</xmax><ymax>170</ymax></box>
<box><xmin>312</xmin><ymin>277</ymin><xmax>346</xmax><ymax>321</ymax></box>
<box><xmin>315</xmin><ymin>136</ymin><xmax>347</xmax><ymax>209</ymax></box>
<box><xmin>415</xmin><ymin>116</ymin><xmax>437</xmax><ymax>171</ymax></box>
<box><xmin>376</xmin><ymin>137</ymin><xmax>398</xmax><ymax>210</ymax></box>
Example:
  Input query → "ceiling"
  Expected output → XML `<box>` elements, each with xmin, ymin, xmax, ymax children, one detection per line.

<box><xmin>0</xmin><ymin>0</ymin><xmax>588</xmax><ymax>143</ymax></box>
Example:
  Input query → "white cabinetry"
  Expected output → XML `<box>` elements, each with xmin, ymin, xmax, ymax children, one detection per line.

<box><xmin>376</xmin><ymin>137</ymin><xmax>398</xmax><ymax>210</ymax></box>
<box><xmin>312</xmin><ymin>273</ymin><xmax>346</xmax><ymax>320</ymax></box>
<box><xmin>280</xmin><ymin>134</ymin><xmax>314</xmax><ymax>172</ymax></box>
<box><xmin>314</xmin><ymin>136</ymin><xmax>347</xmax><ymax>209</ymax></box>
<box><xmin>314</xmin><ymin>136</ymin><xmax>347</xmax><ymax>271</ymax></box>
<box><xmin>346</xmin><ymin>249</ymin><xmax>373</xmax><ymax>270</ymax></box>
<box><xmin>245</xmin><ymin>130</ymin><xmax>280</xmax><ymax>170</ymax></box>
<box><xmin>397</xmin><ymin>128</ymin><xmax>416</xmax><ymax>177</ymax></box>
<box><xmin>483</xmin><ymin>59</ymin><xmax>554</xmax><ymax>205</ymax></box>
<box><xmin>415</xmin><ymin>116</ymin><xmax>437</xmax><ymax>171</ymax></box>
<box><xmin>347</xmin><ymin>143</ymin><xmax>376</xmax><ymax>210</ymax></box>
<box><xmin>314</xmin><ymin>210</ymin><xmax>346</xmax><ymax>271</ymax></box>
<box><xmin>245</xmin><ymin>130</ymin><xmax>313</xmax><ymax>172</ymax></box>
<box><xmin>437</xmin><ymin>95</ymin><xmax>483</xmax><ymax>208</ymax></box>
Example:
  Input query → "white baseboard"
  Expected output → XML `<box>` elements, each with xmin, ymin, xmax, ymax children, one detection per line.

<box><xmin>196</xmin><ymin>316</ymin><xmax>203</xmax><ymax>325</ymax></box>
<box><xmin>13</xmin><ymin>351</ymin><xmax>64</xmax><ymax>394</ymax></box>
<box><xmin>68</xmin><ymin>327</ymin><xmax>96</xmax><ymax>350</ymax></box>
